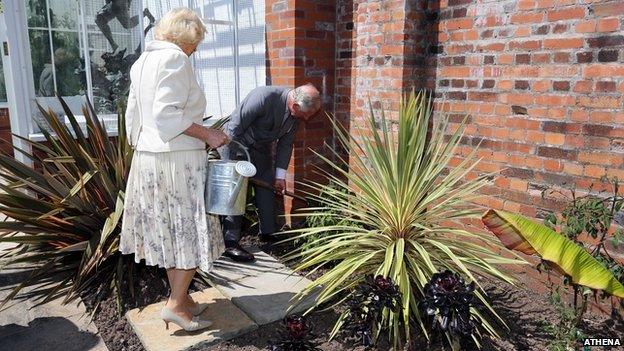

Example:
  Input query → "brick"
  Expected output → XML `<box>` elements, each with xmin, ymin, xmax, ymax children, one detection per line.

<box><xmin>533</xmin><ymin>53</ymin><xmax>551</xmax><ymax>63</ymax></box>
<box><xmin>553</xmin><ymin>23</ymin><xmax>568</xmax><ymax>34</ymax></box>
<box><xmin>545</xmin><ymin>133</ymin><xmax>566</xmax><ymax>146</ymax></box>
<box><xmin>446</xmin><ymin>18</ymin><xmax>473</xmax><ymax>30</ymax></box>
<box><xmin>592</xmin><ymin>2</ymin><xmax>624</xmax><ymax>18</ymax></box>
<box><xmin>575</xmin><ymin>20</ymin><xmax>596</xmax><ymax>33</ymax></box>
<box><xmin>441</xmin><ymin>66</ymin><xmax>471</xmax><ymax>77</ymax></box>
<box><xmin>499</xmin><ymin>54</ymin><xmax>514</xmax><ymax>64</ymax></box>
<box><xmin>516</xmin><ymin>26</ymin><xmax>532</xmax><ymax>37</ymax></box>
<box><xmin>544</xmin><ymin>38</ymin><xmax>584</xmax><ymax>49</ymax></box>
<box><xmin>573</xmin><ymin>80</ymin><xmax>592</xmax><ymax>93</ymax></box>
<box><xmin>515</xmin><ymin>80</ymin><xmax>530</xmax><ymax>90</ymax></box>
<box><xmin>533</xmin><ymin>80</ymin><xmax>551</xmax><ymax>92</ymax></box>
<box><xmin>591</xmin><ymin>111</ymin><xmax>617</xmax><ymax>122</ymax></box>
<box><xmin>447</xmin><ymin>91</ymin><xmax>467</xmax><ymax>100</ymax></box>
<box><xmin>448</xmin><ymin>0</ymin><xmax>472</xmax><ymax>6</ymax></box>
<box><xmin>542</xmin><ymin>121</ymin><xmax>581</xmax><ymax>134</ymax></box>
<box><xmin>533</xmin><ymin>24</ymin><xmax>550</xmax><ymax>35</ymax></box>
<box><xmin>578</xmin><ymin>96</ymin><xmax>622</xmax><ymax>108</ymax></box>
<box><xmin>537</xmin><ymin>146</ymin><xmax>577</xmax><ymax>160</ymax></box>
<box><xmin>552</xmin><ymin>51</ymin><xmax>568</xmax><ymax>62</ymax></box>
<box><xmin>598</xmin><ymin>50</ymin><xmax>618</xmax><ymax>63</ymax></box>
<box><xmin>482</xmin><ymin>79</ymin><xmax>496</xmax><ymax>89</ymax></box>
<box><xmin>468</xmin><ymin>91</ymin><xmax>498</xmax><ymax>102</ymax></box>
<box><xmin>516</xmin><ymin>53</ymin><xmax>531</xmax><ymax>64</ymax></box>
<box><xmin>587</xmin><ymin>35</ymin><xmax>624</xmax><ymax>48</ymax></box>
<box><xmin>597</xmin><ymin>18</ymin><xmax>620</xmax><ymax>32</ymax></box>
<box><xmin>596</xmin><ymin>81</ymin><xmax>616</xmax><ymax>92</ymax></box>
<box><xmin>511</xmin><ymin>12</ymin><xmax>545</xmax><ymax>24</ymax></box>
<box><xmin>576</xmin><ymin>51</ymin><xmax>593</xmax><ymax>63</ymax></box>
<box><xmin>584</xmin><ymin>64</ymin><xmax>624</xmax><ymax>78</ymax></box>
<box><xmin>547</xmin><ymin>7</ymin><xmax>585</xmax><ymax>22</ymax></box>
<box><xmin>501</xmin><ymin>167</ymin><xmax>534</xmax><ymax>180</ymax></box>
<box><xmin>509</xmin><ymin>40</ymin><xmax>542</xmax><ymax>51</ymax></box>
<box><xmin>583</xmin><ymin>124</ymin><xmax>614</xmax><ymax>137</ymax></box>
<box><xmin>553</xmin><ymin>81</ymin><xmax>570</xmax><ymax>91</ymax></box>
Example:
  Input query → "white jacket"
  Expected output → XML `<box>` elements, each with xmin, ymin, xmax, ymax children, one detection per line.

<box><xmin>125</xmin><ymin>40</ymin><xmax>206</xmax><ymax>152</ymax></box>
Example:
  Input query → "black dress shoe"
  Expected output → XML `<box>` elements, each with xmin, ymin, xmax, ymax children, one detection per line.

<box><xmin>258</xmin><ymin>232</ymin><xmax>281</xmax><ymax>243</ymax></box>
<box><xmin>223</xmin><ymin>245</ymin><xmax>255</xmax><ymax>262</ymax></box>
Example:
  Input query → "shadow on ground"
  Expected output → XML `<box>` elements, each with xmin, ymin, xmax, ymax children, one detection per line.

<box><xmin>0</xmin><ymin>316</ymin><xmax>100</xmax><ymax>351</ymax></box>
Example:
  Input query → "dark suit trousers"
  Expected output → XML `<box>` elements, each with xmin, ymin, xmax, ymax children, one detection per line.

<box><xmin>222</xmin><ymin>145</ymin><xmax>277</xmax><ymax>246</ymax></box>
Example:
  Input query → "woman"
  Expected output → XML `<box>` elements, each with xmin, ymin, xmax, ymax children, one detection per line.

<box><xmin>120</xmin><ymin>7</ymin><xmax>228</xmax><ymax>332</ymax></box>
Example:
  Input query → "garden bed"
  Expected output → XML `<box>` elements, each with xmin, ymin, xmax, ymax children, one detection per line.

<box><xmin>88</xmin><ymin>234</ymin><xmax>623</xmax><ymax>351</ymax></box>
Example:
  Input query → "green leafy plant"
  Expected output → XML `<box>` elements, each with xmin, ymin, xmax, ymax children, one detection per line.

<box><xmin>482</xmin><ymin>205</ymin><xmax>624</xmax><ymax>351</ymax></box>
<box><xmin>540</xmin><ymin>288</ymin><xmax>586</xmax><ymax>351</ymax></box>
<box><xmin>0</xmin><ymin>97</ymin><xmax>132</xmax><ymax>312</ymax></box>
<box><xmin>285</xmin><ymin>91</ymin><xmax>522</xmax><ymax>348</ymax></box>
<box><xmin>300</xmin><ymin>181</ymin><xmax>361</xmax><ymax>251</ymax></box>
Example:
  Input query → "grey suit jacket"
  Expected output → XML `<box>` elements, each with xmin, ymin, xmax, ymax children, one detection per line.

<box><xmin>222</xmin><ymin>86</ymin><xmax>298</xmax><ymax>170</ymax></box>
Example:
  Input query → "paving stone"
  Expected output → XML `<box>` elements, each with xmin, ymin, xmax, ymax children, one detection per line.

<box><xmin>0</xmin><ymin>266</ymin><xmax>107</xmax><ymax>351</ymax></box>
<box><xmin>126</xmin><ymin>289</ymin><xmax>257</xmax><ymax>351</ymax></box>
<box><xmin>206</xmin><ymin>247</ymin><xmax>288</xmax><ymax>285</ymax></box>
<box><xmin>205</xmin><ymin>247</ymin><xmax>319</xmax><ymax>325</ymax></box>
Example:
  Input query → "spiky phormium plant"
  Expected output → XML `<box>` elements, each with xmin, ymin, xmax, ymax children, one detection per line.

<box><xmin>284</xmin><ymin>91</ymin><xmax>524</xmax><ymax>347</ymax></box>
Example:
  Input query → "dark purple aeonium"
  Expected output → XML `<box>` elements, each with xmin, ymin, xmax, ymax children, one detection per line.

<box><xmin>269</xmin><ymin>315</ymin><xmax>321</xmax><ymax>351</ymax></box>
<box><xmin>419</xmin><ymin>270</ymin><xmax>478</xmax><ymax>337</ymax></box>
<box><xmin>342</xmin><ymin>275</ymin><xmax>402</xmax><ymax>346</ymax></box>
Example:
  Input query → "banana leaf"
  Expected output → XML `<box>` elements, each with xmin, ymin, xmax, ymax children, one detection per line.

<box><xmin>482</xmin><ymin>209</ymin><xmax>624</xmax><ymax>298</ymax></box>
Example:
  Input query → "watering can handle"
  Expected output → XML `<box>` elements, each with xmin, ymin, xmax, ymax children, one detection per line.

<box><xmin>229</xmin><ymin>140</ymin><xmax>252</xmax><ymax>163</ymax></box>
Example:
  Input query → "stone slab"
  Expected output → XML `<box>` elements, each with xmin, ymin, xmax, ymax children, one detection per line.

<box><xmin>205</xmin><ymin>247</ymin><xmax>319</xmax><ymax>325</ymax></box>
<box><xmin>0</xmin><ymin>266</ymin><xmax>107</xmax><ymax>351</ymax></box>
<box><xmin>126</xmin><ymin>289</ymin><xmax>257</xmax><ymax>351</ymax></box>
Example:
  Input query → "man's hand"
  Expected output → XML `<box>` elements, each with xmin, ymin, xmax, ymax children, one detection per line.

<box><xmin>274</xmin><ymin>179</ymin><xmax>286</xmax><ymax>194</ymax></box>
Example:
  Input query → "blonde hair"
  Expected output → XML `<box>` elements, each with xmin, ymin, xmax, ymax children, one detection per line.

<box><xmin>154</xmin><ymin>8</ymin><xmax>206</xmax><ymax>46</ymax></box>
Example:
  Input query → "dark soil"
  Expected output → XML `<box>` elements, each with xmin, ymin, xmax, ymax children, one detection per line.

<box><xmin>88</xmin><ymin>234</ymin><xmax>624</xmax><ymax>351</ymax></box>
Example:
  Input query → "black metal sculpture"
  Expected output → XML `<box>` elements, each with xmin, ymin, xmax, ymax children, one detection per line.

<box><xmin>95</xmin><ymin>0</ymin><xmax>155</xmax><ymax>52</ymax></box>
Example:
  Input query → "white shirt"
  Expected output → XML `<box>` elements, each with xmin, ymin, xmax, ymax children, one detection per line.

<box><xmin>125</xmin><ymin>40</ymin><xmax>206</xmax><ymax>152</ymax></box>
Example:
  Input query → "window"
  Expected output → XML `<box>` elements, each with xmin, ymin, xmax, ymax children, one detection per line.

<box><xmin>193</xmin><ymin>0</ymin><xmax>266</xmax><ymax>119</ymax></box>
<box><xmin>0</xmin><ymin>54</ymin><xmax>6</xmax><ymax>105</ymax></box>
<box><xmin>20</xmin><ymin>0</ymin><xmax>264</xmax><ymax>137</ymax></box>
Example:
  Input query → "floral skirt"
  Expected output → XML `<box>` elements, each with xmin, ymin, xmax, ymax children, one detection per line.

<box><xmin>120</xmin><ymin>150</ymin><xmax>224</xmax><ymax>272</ymax></box>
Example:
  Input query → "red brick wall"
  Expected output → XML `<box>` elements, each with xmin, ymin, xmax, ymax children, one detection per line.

<box><xmin>336</xmin><ymin>0</ymin><xmax>411</xmax><ymax>132</ymax></box>
<box><xmin>434</xmin><ymin>0</ymin><xmax>624</xmax><ymax>218</ymax></box>
<box><xmin>265</xmin><ymin>0</ymin><xmax>336</xmax><ymax>215</ymax></box>
<box><xmin>0</xmin><ymin>108</ymin><xmax>13</xmax><ymax>156</ymax></box>
<box><xmin>331</xmin><ymin>0</ymin><xmax>624</xmax><ymax>218</ymax></box>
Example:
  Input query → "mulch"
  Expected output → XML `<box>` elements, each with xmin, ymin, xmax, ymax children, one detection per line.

<box><xmin>87</xmin><ymin>234</ymin><xmax>624</xmax><ymax>351</ymax></box>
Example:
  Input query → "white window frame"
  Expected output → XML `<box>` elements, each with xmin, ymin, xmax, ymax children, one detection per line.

<box><xmin>2</xmin><ymin>0</ymin><xmax>264</xmax><ymax>146</ymax></box>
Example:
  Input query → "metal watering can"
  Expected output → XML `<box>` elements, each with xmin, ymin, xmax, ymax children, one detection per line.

<box><xmin>205</xmin><ymin>140</ymin><xmax>257</xmax><ymax>216</ymax></box>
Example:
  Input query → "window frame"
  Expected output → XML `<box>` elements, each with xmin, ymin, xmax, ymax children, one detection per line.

<box><xmin>4</xmin><ymin>0</ymin><xmax>264</xmax><ymax>143</ymax></box>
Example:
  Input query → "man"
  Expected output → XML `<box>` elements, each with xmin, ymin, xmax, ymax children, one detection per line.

<box><xmin>219</xmin><ymin>84</ymin><xmax>321</xmax><ymax>262</ymax></box>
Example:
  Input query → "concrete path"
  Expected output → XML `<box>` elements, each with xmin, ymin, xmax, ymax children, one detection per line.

<box><xmin>0</xmin><ymin>243</ymin><xmax>108</xmax><ymax>351</ymax></box>
<box><xmin>125</xmin><ymin>247</ymin><xmax>319</xmax><ymax>351</ymax></box>
<box><xmin>126</xmin><ymin>289</ymin><xmax>257</xmax><ymax>351</ymax></box>
<box><xmin>205</xmin><ymin>246</ymin><xmax>318</xmax><ymax>325</ymax></box>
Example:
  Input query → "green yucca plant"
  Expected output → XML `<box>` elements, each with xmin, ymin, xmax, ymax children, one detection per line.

<box><xmin>0</xmin><ymin>96</ymin><xmax>133</xmax><ymax>312</ymax></box>
<box><xmin>285</xmin><ymin>91</ymin><xmax>525</xmax><ymax>348</ymax></box>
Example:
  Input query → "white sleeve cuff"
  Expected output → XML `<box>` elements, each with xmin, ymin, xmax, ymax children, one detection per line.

<box><xmin>275</xmin><ymin>167</ymin><xmax>287</xmax><ymax>179</ymax></box>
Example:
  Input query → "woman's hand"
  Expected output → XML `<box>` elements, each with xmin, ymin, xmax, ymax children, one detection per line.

<box><xmin>182</xmin><ymin>124</ymin><xmax>229</xmax><ymax>147</ymax></box>
<box><xmin>204</xmin><ymin>129</ymin><xmax>229</xmax><ymax>148</ymax></box>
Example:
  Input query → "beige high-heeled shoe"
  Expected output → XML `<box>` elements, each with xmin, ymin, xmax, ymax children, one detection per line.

<box><xmin>161</xmin><ymin>307</ymin><xmax>212</xmax><ymax>332</ymax></box>
<box><xmin>188</xmin><ymin>302</ymin><xmax>209</xmax><ymax>316</ymax></box>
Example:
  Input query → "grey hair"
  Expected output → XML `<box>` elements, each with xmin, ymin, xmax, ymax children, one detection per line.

<box><xmin>292</xmin><ymin>84</ymin><xmax>321</xmax><ymax>112</ymax></box>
